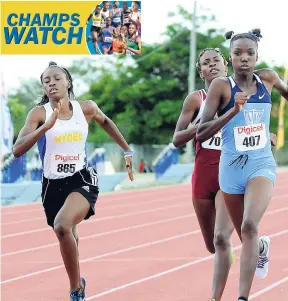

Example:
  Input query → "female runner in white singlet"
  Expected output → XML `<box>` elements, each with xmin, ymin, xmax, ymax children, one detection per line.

<box><xmin>13</xmin><ymin>61</ymin><xmax>134</xmax><ymax>301</ymax></box>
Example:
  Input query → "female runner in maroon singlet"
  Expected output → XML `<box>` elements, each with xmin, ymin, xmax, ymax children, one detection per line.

<box><xmin>173</xmin><ymin>48</ymin><xmax>235</xmax><ymax>301</ymax></box>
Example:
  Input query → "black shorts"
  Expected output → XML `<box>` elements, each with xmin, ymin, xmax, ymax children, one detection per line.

<box><xmin>41</xmin><ymin>167</ymin><xmax>99</xmax><ymax>228</ymax></box>
<box><xmin>91</xmin><ymin>25</ymin><xmax>101</xmax><ymax>33</ymax></box>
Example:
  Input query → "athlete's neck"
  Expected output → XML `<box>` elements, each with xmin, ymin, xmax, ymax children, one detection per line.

<box><xmin>50</xmin><ymin>98</ymin><xmax>71</xmax><ymax>113</ymax></box>
<box><xmin>233</xmin><ymin>72</ymin><xmax>254</xmax><ymax>89</ymax></box>
<box><xmin>205</xmin><ymin>81</ymin><xmax>212</xmax><ymax>90</ymax></box>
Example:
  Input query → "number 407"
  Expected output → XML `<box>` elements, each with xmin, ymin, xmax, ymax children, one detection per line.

<box><xmin>243</xmin><ymin>135</ymin><xmax>260</xmax><ymax>147</ymax></box>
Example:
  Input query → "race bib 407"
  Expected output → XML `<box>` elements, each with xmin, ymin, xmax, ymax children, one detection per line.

<box><xmin>234</xmin><ymin>123</ymin><xmax>267</xmax><ymax>152</ymax></box>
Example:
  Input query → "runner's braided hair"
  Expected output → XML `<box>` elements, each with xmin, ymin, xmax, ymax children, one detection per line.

<box><xmin>224</xmin><ymin>28</ymin><xmax>262</xmax><ymax>48</ymax></box>
<box><xmin>38</xmin><ymin>61</ymin><xmax>74</xmax><ymax>106</ymax></box>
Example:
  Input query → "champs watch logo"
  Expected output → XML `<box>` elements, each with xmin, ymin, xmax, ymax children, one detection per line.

<box><xmin>4</xmin><ymin>13</ymin><xmax>82</xmax><ymax>45</ymax></box>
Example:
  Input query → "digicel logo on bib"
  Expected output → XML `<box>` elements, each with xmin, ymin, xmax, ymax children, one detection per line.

<box><xmin>237</xmin><ymin>124</ymin><xmax>263</xmax><ymax>135</ymax></box>
<box><xmin>54</xmin><ymin>154</ymin><xmax>80</xmax><ymax>162</ymax></box>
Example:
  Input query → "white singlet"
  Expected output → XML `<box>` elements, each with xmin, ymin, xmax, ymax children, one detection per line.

<box><xmin>37</xmin><ymin>101</ymin><xmax>88</xmax><ymax>179</ymax></box>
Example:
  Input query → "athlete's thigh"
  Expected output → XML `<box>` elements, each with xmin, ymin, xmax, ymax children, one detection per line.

<box><xmin>192</xmin><ymin>198</ymin><xmax>216</xmax><ymax>245</ymax></box>
<box><xmin>243</xmin><ymin>176</ymin><xmax>274</xmax><ymax>225</ymax></box>
<box><xmin>55</xmin><ymin>192</ymin><xmax>90</xmax><ymax>227</ymax></box>
<box><xmin>91</xmin><ymin>31</ymin><xmax>98</xmax><ymax>39</ymax></box>
<box><xmin>214</xmin><ymin>190</ymin><xmax>234</xmax><ymax>235</ymax></box>
<box><xmin>222</xmin><ymin>192</ymin><xmax>244</xmax><ymax>240</ymax></box>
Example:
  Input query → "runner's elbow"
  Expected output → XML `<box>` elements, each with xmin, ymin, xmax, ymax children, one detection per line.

<box><xmin>12</xmin><ymin>145</ymin><xmax>22</xmax><ymax>158</ymax></box>
<box><xmin>172</xmin><ymin>135</ymin><xmax>181</xmax><ymax>148</ymax></box>
<box><xmin>12</xmin><ymin>140</ymin><xmax>26</xmax><ymax>158</ymax></box>
<box><xmin>172</xmin><ymin>138</ymin><xmax>179</xmax><ymax>148</ymax></box>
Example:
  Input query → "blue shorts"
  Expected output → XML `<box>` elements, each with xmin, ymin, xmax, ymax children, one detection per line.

<box><xmin>112</xmin><ymin>22</ymin><xmax>121</xmax><ymax>28</ymax></box>
<box><xmin>219</xmin><ymin>153</ymin><xmax>276</xmax><ymax>194</ymax></box>
<box><xmin>101</xmin><ymin>41</ymin><xmax>112</xmax><ymax>49</ymax></box>
<box><xmin>101</xmin><ymin>42</ymin><xmax>113</xmax><ymax>54</ymax></box>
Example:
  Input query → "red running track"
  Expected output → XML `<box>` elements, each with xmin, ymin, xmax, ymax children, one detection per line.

<box><xmin>1</xmin><ymin>173</ymin><xmax>288</xmax><ymax>300</ymax></box>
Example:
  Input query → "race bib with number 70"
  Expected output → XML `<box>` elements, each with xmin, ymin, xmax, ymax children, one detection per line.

<box><xmin>201</xmin><ymin>131</ymin><xmax>222</xmax><ymax>150</ymax></box>
<box><xmin>233</xmin><ymin>122</ymin><xmax>267</xmax><ymax>152</ymax></box>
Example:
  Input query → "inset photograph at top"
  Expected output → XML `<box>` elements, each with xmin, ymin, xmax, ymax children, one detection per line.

<box><xmin>86</xmin><ymin>1</ymin><xmax>141</xmax><ymax>55</ymax></box>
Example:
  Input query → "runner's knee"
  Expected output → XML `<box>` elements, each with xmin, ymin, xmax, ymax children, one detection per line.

<box><xmin>54</xmin><ymin>218</ymin><xmax>73</xmax><ymax>240</ymax></box>
<box><xmin>214</xmin><ymin>231</ymin><xmax>231</xmax><ymax>250</ymax></box>
<box><xmin>241</xmin><ymin>219</ymin><xmax>258</xmax><ymax>240</ymax></box>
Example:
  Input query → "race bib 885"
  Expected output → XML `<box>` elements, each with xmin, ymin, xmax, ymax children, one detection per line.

<box><xmin>51</xmin><ymin>153</ymin><xmax>82</xmax><ymax>176</ymax></box>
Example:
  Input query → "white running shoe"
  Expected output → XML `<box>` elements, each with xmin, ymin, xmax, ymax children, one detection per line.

<box><xmin>256</xmin><ymin>235</ymin><xmax>270</xmax><ymax>279</ymax></box>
